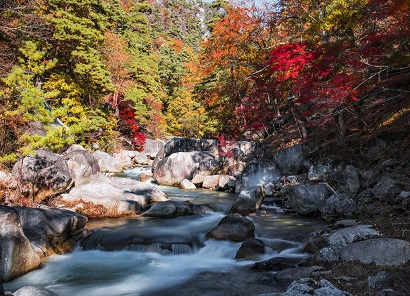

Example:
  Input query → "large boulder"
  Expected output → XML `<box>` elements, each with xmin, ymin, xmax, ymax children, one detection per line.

<box><xmin>371</xmin><ymin>176</ymin><xmax>402</xmax><ymax>204</ymax></box>
<box><xmin>273</xmin><ymin>144</ymin><xmax>305</xmax><ymax>174</ymax></box>
<box><xmin>235</xmin><ymin>238</ymin><xmax>265</xmax><ymax>259</ymax></box>
<box><xmin>0</xmin><ymin>206</ymin><xmax>41</xmax><ymax>282</ymax></box>
<box><xmin>235</xmin><ymin>160</ymin><xmax>282</xmax><ymax>193</ymax></box>
<box><xmin>287</xmin><ymin>184</ymin><xmax>329</xmax><ymax>215</ymax></box>
<box><xmin>308</xmin><ymin>159</ymin><xmax>360</xmax><ymax>196</ymax></box>
<box><xmin>326</xmin><ymin>225</ymin><xmax>381</xmax><ymax>248</ymax></box>
<box><xmin>112</xmin><ymin>150</ymin><xmax>140</xmax><ymax>166</ymax></box>
<box><xmin>143</xmin><ymin>139</ymin><xmax>165</xmax><ymax>159</ymax></box>
<box><xmin>191</xmin><ymin>158</ymin><xmax>221</xmax><ymax>185</ymax></box>
<box><xmin>338</xmin><ymin>238</ymin><xmax>410</xmax><ymax>266</ymax></box>
<box><xmin>202</xmin><ymin>175</ymin><xmax>221</xmax><ymax>190</ymax></box>
<box><xmin>152</xmin><ymin>137</ymin><xmax>220</xmax><ymax>171</ymax></box>
<box><xmin>61</xmin><ymin>176</ymin><xmax>168</xmax><ymax>215</ymax></box>
<box><xmin>12</xmin><ymin>150</ymin><xmax>74</xmax><ymax>202</ymax></box>
<box><xmin>230</xmin><ymin>185</ymin><xmax>265</xmax><ymax>215</ymax></box>
<box><xmin>205</xmin><ymin>213</ymin><xmax>255</xmax><ymax>242</ymax></box>
<box><xmin>63</xmin><ymin>145</ymin><xmax>101</xmax><ymax>186</ymax></box>
<box><xmin>319</xmin><ymin>193</ymin><xmax>357</xmax><ymax>221</ymax></box>
<box><xmin>14</xmin><ymin>206</ymin><xmax>88</xmax><ymax>257</ymax></box>
<box><xmin>93</xmin><ymin>150</ymin><xmax>125</xmax><ymax>173</ymax></box>
<box><xmin>153</xmin><ymin>151</ymin><xmax>216</xmax><ymax>186</ymax></box>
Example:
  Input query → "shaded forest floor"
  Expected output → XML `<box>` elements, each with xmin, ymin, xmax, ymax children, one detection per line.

<box><xmin>256</xmin><ymin>96</ymin><xmax>410</xmax><ymax>295</ymax></box>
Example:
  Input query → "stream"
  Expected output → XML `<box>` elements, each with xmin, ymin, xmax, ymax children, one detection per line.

<box><xmin>4</xmin><ymin>167</ymin><xmax>329</xmax><ymax>296</ymax></box>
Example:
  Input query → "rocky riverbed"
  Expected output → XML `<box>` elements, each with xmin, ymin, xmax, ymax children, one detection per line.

<box><xmin>1</xmin><ymin>137</ymin><xmax>409</xmax><ymax>295</ymax></box>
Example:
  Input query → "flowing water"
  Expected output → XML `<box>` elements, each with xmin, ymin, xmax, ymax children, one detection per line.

<box><xmin>4</xmin><ymin>167</ymin><xmax>329</xmax><ymax>296</ymax></box>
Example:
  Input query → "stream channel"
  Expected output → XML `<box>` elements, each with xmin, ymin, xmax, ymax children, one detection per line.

<box><xmin>4</xmin><ymin>167</ymin><xmax>329</xmax><ymax>296</ymax></box>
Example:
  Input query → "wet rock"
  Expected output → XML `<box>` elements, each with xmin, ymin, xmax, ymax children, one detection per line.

<box><xmin>273</xmin><ymin>144</ymin><xmax>305</xmax><ymax>174</ymax></box>
<box><xmin>202</xmin><ymin>175</ymin><xmax>221</xmax><ymax>190</ymax></box>
<box><xmin>235</xmin><ymin>238</ymin><xmax>265</xmax><ymax>259</ymax></box>
<box><xmin>281</xmin><ymin>278</ymin><xmax>352</xmax><ymax>296</ymax></box>
<box><xmin>287</xmin><ymin>184</ymin><xmax>329</xmax><ymax>215</ymax></box>
<box><xmin>63</xmin><ymin>146</ymin><xmax>100</xmax><ymax>186</ymax></box>
<box><xmin>93</xmin><ymin>150</ymin><xmax>125</xmax><ymax>173</ymax></box>
<box><xmin>143</xmin><ymin>201</ymin><xmax>178</xmax><ymax>218</ymax></box>
<box><xmin>230</xmin><ymin>185</ymin><xmax>265</xmax><ymax>216</ymax></box>
<box><xmin>14</xmin><ymin>206</ymin><xmax>87</xmax><ymax>257</ymax></box>
<box><xmin>0</xmin><ymin>206</ymin><xmax>41</xmax><ymax>282</ymax></box>
<box><xmin>252</xmin><ymin>257</ymin><xmax>305</xmax><ymax>271</ymax></box>
<box><xmin>153</xmin><ymin>151</ymin><xmax>216</xmax><ymax>186</ymax></box>
<box><xmin>13</xmin><ymin>286</ymin><xmax>58</xmax><ymax>296</ymax></box>
<box><xmin>206</xmin><ymin>213</ymin><xmax>255</xmax><ymax>242</ymax></box>
<box><xmin>235</xmin><ymin>160</ymin><xmax>282</xmax><ymax>193</ymax></box>
<box><xmin>326</xmin><ymin>225</ymin><xmax>381</xmax><ymax>248</ymax></box>
<box><xmin>338</xmin><ymin>238</ymin><xmax>410</xmax><ymax>266</ymax></box>
<box><xmin>12</xmin><ymin>150</ymin><xmax>74</xmax><ymax>203</ymax></box>
<box><xmin>179</xmin><ymin>179</ymin><xmax>196</xmax><ymax>190</ymax></box>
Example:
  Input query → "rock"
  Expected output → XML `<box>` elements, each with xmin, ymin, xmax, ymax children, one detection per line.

<box><xmin>273</xmin><ymin>144</ymin><xmax>305</xmax><ymax>174</ymax></box>
<box><xmin>152</xmin><ymin>137</ymin><xmax>220</xmax><ymax>172</ymax></box>
<box><xmin>235</xmin><ymin>160</ymin><xmax>282</xmax><ymax>193</ymax></box>
<box><xmin>368</xmin><ymin>271</ymin><xmax>389</xmax><ymax>293</ymax></box>
<box><xmin>326</xmin><ymin>225</ymin><xmax>381</xmax><ymax>248</ymax></box>
<box><xmin>153</xmin><ymin>151</ymin><xmax>216</xmax><ymax>186</ymax></box>
<box><xmin>309</xmin><ymin>159</ymin><xmax>360</xmax><ymax>196</ymax></box>
<box><xmin>332</xmin><ymin>219</ymin><xmax>358</xmax><ymax>229</ymax></box>
<box><xmin>262</xmin><ymin>239</ymin><xmax>300</xmax><ymax>253</ymax></box>
<box><xmin>142</xmin><ymin>201</ymin><xmax>179</xmax><ymax>218</ymax></box>
<box><xmin>235</xmin><ymin>238</ymin><xmax>265</xmax><ymax>259</ymax></box>
<box><xmin>252</xmin><ymin>257</ymin><xmax>305</xmax><ymax>271</ymax></box>
<box><xmin>287</xmin><ymin>184</ymin><xmax>329</xmax><ymax>215</ymax></box>
<box><xmin>230</xmin><ymin>185</ymin><xmax>265</xmax><ymax>215</ymax></box>
<box><xmin>220</xmin><ymin>141</ymin><xmax>256</xmax><ymax>176</ymax></box>
<box><xmin>314</xmin><ymin>247</ymin><xmax>340</xmax><ymax>262</ymax></box>
<box><xmin>12</xmin><ymin>150</ymin><xmax>74</xmax><ymax>203</ymax></box>
<box><xmin>338</xmin><ymin>238</ymin><xmax>410</xmax><ymax>266</ymax></box>
<box><xmin>191</xmin><ymin>158</ymin><xmax>221</xmax><ymax>185</ymax></box>
<box><xmin>143</xmin><ymin>139</ymin><xmax>165</xmax><ymax>159</ymax></box>
<box><xmin>112</xmin><ymin>150</ymin><xmax>140</xmax><ymax>166</ymax></box>
<box><xmin>281</xmin><ymin>278</ymin><xmax>352</xmax><ymax>296</ymax></box>
<box><xmin>93</xmin><ymin>150</ymin><xmax>125</xmax><ymax>172</ymax></box>
<box><xmin>0</xmin><ymin>206</ymin><xmax>41</xmax><ymax>282</ymax></box>
<box><xmin>274</xmin><ymin>266</ymin><xmax>324</xmax><ymax>286</ymax></box>
<box><xmin>63</xmin><ymin>147</ymin><xmax>101</xmax><ymax>186</ymax></box>
<box><xmin>179</xmin><ymin>179</ymin><xmax>196</xmax><ymax>190</ymax></box>
<box><xmin>218</xmin><ymin>175</ymin><xmax>235</xmax><ymax>191</ymax></box>
<box><xmin>14</xmin><ymin>206</ymin><xmax>87</xmax><ymax>257</ymax></box>
<box><xmin>13</xmin><ymin>286</ymin><xmax>58</xmax><ymax>296</ymax></box>
<box><xmin>134</xmin><ymin>153</ymin><xmax>150</xmax><ymax>165</ymax></box>
<box><xmin>0</xmin><ymin>170</ymin><xmax>16</xmax><ymax>189</ymax></box>
<box><xmin>202</xmin><ymin>175</ymin><xmax>221</xmax><ymax>189</ymax></box>
<box><xmin>371</xmin><ymin>176</ymin><xmax>402</xmax><ymax>204</ymax></box>
<box><xmin>140</xmin><ymin>172</ymin><xmax>154</xmax><ymax>182</ymax></box>
<box><xmin>379</xmin><ymin>289</ymin><xmax>399</xmax><ymax>296</ymax></box>
<box><xmin>0</xmin><ymin>280</ymin><xmax>4</xmax><ymax>296</ymax></box>
<box><xmin>61</xmin><ymin>176</ymin><xmax>168</xmax><ymax>215</ymax></box>
<box><xmin>319</xmin><ymin>193</ymin><xmax>357</xmax><ymax>221</ymax></box>
<box><xmin>205</xmin><ymin>213</ymin><xmax>255</xmax><ymax>242</ymax></box>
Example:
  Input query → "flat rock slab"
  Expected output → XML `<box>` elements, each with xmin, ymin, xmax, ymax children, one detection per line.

<box><xmin>338</xmin><ymin>238</ymin><xmax>410</xmax><ymax>266</ymax></box>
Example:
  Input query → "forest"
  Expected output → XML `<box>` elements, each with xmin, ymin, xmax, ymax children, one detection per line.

<box><xmin>0</xmin><ymin>0</ymin><xmax>409</xmax><ymax>167</ymax></box>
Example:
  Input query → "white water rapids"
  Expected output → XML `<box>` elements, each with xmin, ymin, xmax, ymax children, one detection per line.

<box><xmin>4</xmin><ymin>167</ymin><xmax>328</xmax><ymax>295</ymax></box>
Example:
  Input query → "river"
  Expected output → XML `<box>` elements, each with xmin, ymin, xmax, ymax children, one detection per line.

<box><xmin>4</xmin><ymin>167</ymin><xmax>328</xmax><ymax>295</ymax></box>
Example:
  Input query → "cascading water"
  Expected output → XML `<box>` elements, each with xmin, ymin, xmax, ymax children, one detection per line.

<box><xmin>4</xmin><ymin>167</ymin><xmax>328</xmax><ymax>296</ymax></box>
